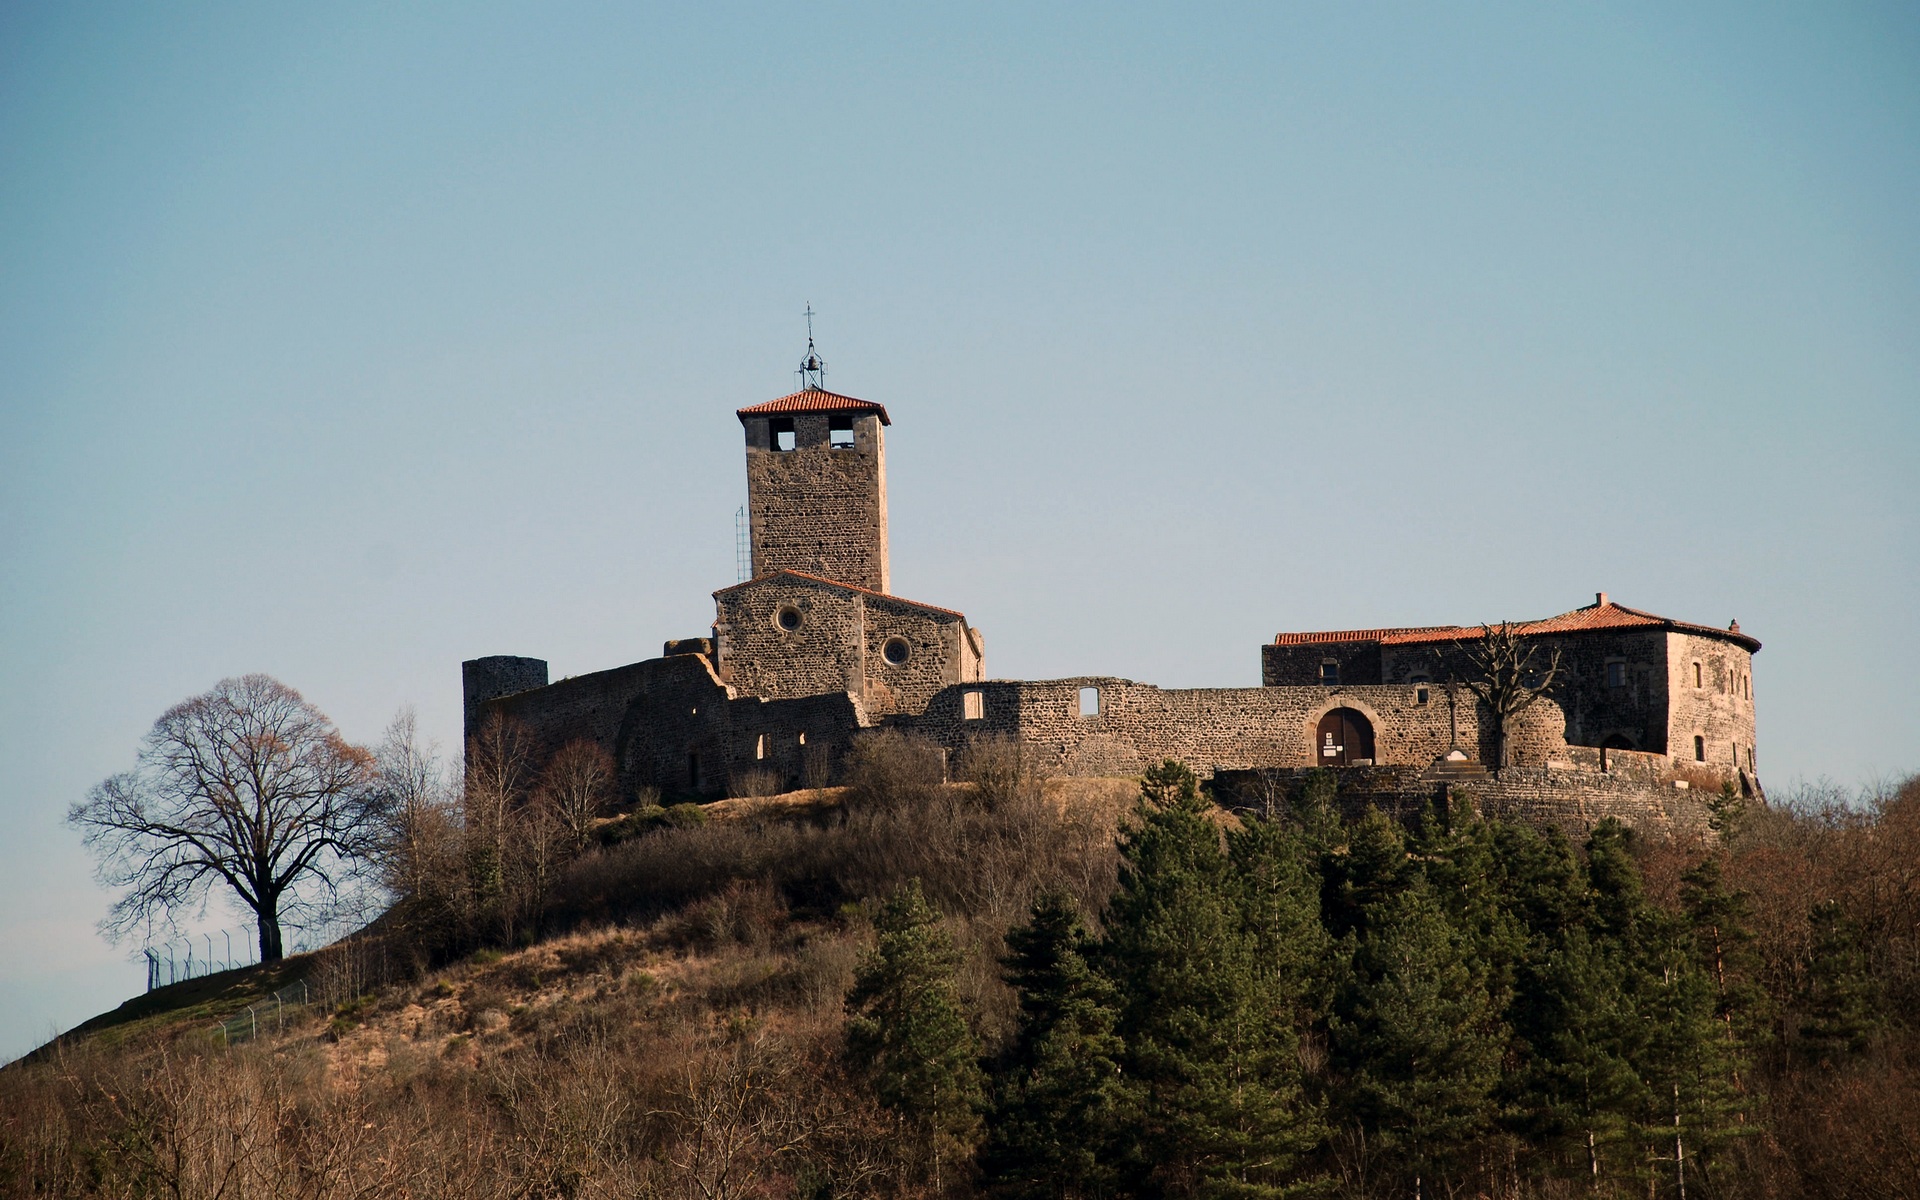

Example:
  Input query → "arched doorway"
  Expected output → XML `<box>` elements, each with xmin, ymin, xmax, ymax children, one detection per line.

<box><xmin>1315</xmin><ymin>708</ymin><xmax>1375</xmax><ymax>766</ymax></box>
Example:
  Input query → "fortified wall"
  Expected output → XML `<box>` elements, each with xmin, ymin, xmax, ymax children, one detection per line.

<box><xmin>464</xmin><ymin>369</ymin><xmax>1759</xmax><ymax>834</ymax></box>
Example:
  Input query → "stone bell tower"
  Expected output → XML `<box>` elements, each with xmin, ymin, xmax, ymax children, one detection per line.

<box><xmin>735</xmin><ymin>337</ymin><xmax>891</xmax><ymax>593</ymax></box>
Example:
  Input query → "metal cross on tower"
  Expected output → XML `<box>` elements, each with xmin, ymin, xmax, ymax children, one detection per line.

<box><xmin>798</xmin><ymin>303</ymin><xmax>827</xmax><ymax>390</ymax></box>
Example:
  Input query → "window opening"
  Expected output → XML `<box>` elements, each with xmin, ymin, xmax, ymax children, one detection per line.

<box><xmin>882</xmin><ymin>637</ymin><xmax>911</xmax><ymax>666</ymax></box>
<box><xmin>1694</xmin><ymin>735</ymin><xmax>1706</xmax><ymax>762</ymax></box>
<box><xmin>776</xmin><ymin>605</ymin><xmax>803</xmax><ymax>632</ymax></box>
<box><xmin>770</xmin><ymin>417</ymin><xmax>796</xmax><ymax>452</ymax></box>
<box><xmin>755</xmin><ymin>734</ymin><xmax>768</xmax><ymax>761</ymax></box>
<box><xmin>1606</xmin><ymin>662</ymin><xmax>1626</xmax><ymax>688</ymax></box>
<box><xmin>963</xmin><ymin>690</ymin><xmax>984</xmax><ymax>720</ymax></box>
<box><xmin>1320</xmin><ymin>662</ymin><xmax>1340</xmax><ymax>686</ymax></box>
<box><xmin>798</xmin><ymin>731</ymin><xmax>806</xmax><ymax>745</ymax></box>
<box><xmin>1078</xmin><ymin>686</ymin><xmax>1100</xmax><ymax>717</ymax></box>
<box><xmin>1415</xmin><ymin>687</ymin><xmax>1430</xmax><ymax>705</ymax></box>
<box><xmin>829</xmin><ymin>415</ymin><xmax>855</xmax><ymax>449</ymax></box>
<box><xmin>1693</xmin><ymin>662</ymin><xmax>1702</xmax><ymax>688</ymax></box>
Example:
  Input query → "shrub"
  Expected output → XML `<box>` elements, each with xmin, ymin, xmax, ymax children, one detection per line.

<box><xmin>844</xmin><ymin>730</ymin><xmax>947</xmax><ymax>812</ymax></box>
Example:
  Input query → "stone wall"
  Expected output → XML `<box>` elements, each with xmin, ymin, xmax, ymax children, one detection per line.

<box><xmin>715</xmin><ymin>572</ymin><xmax>981</xmax><ymax>719</ymax></box>
<box><xmin>1212</xmin><ymin>764</ymin><xmax>1715</xmax><ymax>842</ymax></box>
<box><xmin>1666</xmin><ymin>631</ymin><xmax>1759</xmax><ymax>786</ymax></box>
<box><xmin>1262</xmin><ymin>641</ymin><xmax>1385</xmax><ymax>687</ymax></box>
<box><xmin>743</xmin><ymin>412</ymin><xmax>889</xmax><ymax>593</ymax></box>
<box><xmin>477</xmin><ymin>652</ymin><xmax>732</xmax><ymax>802</ymax></box>
<box><xmin>462</xmin><ymin>656</ymin><xmax>550</xmax><ymax>740</ymax></box>
<box><xmin>896</xmin><ymin>678</ymin><xmax>1576</xmax><ymax>778</ymax></box>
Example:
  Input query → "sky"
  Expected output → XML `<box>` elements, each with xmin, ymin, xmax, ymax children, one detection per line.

<box><xmin>2</xmin><ymin>1</ymin><xmax>1915</xmax><ymax>1061</ymax></box>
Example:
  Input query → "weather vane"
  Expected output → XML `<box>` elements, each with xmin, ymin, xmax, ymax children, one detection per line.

<box><xmin>798</xmin><ymin>303</ymin><xmax>827</xmax><ymax>390</ymax></box>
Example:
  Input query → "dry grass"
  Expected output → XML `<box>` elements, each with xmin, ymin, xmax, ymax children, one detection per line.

<box><xmin>16</xmin><ymin>762</ymin><xmax>1914</xmax><ymax>1200</ymax></box>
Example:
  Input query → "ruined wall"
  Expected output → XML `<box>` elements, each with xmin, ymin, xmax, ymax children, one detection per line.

<box><xmin>476</xmin><ymin>652</ymin><xmax>733</xmax><ymax>802</ymax></box>
<box><xmin>897</xmin><ymin>678</ymin><xmax>1576</xmax><ymax>778</ymax></box>
<box><xmin>743</xmin><ymin>412</ymin><xmax>888</xmax><ymax>593</ymax></box>
<box><xmin>1666</xmin><ymin>631</ymin><xmax>1759</xmax><ymax>785</ymax></box>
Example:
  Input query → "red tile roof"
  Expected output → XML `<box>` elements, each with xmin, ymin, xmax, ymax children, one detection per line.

<box><xmin>1274</xmin><ymin>600</ymin><xmax>1759</xmax><ymax>653</ymax></box>
<box><xmin>713</xmin><ymin>570</ymin><xmax>966</xmax><ymax>620</ymax></box>
<box><xmin>736</xmin><ymin>388</ymin><xmax>891</xmax><ymax>426</ymax></box>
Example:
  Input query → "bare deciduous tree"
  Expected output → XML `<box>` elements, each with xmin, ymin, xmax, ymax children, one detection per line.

<box><xmin>463</xmin><ymin>711</ymin><xmax>535</xmax><ymax>912</ymax></box>
<box><xmin>654</xmin><ymin>1033</ymin><xmax>814</xmax><ymax>1200</ymax></box>
<box><xmin>536</xmin><ymin>738</ymin><xmax>616</xmax><ymax>852</ymax></box>
<box><xmin>1460</xmin><ymin>622</ymin><xmax>1563</xmax><ymax>770</ymax></box>
<box><xmin>69</xmin><ymin>674</ymin><xmax>383</xmax><ymax>963</ymax></box>
<box><xmin>375</xmin><ymin>709</ymin><xmax>465</xmax><ymax>937</ymax></box>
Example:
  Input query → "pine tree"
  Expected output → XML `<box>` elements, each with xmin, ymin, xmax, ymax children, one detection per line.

<box><xmin>1507</xmin><ymin>925</ymin><xmax>1644</xmax><ymax>1186</ymax></box>
<box><xmin>1407</xmin><ymin>792</ymin><xmax>1525</xmax><ymax>1017</ymax></box>
<box><xmin>1583</xmin><ymin>824</ymin><xmax>1745</xmax><ymax>1195</ymax></box>
<box><xmin>1678</xmin><ymin>857</ymin><xmax>1768</xmax><ymax>1086</ymax></box>
<box><xmin>1329</xmin><ymin>882</ymin><xmax>1503</xmax><ymax>1199</ymax></box>
<box><xmin>1496</xmin><ymin>821</ymin><xmax>1643</xmax><ymax>1184</ymax></box>
<box><xmin>1321</xmin><ymin>807</ymin><xmax>1410</xmax><ymax>942</ymax></box>
<box><xmin>846</xmin><ymin>878</ymin><xmax>987</xmax><ymax>1187</ymax></box>
<box><xmin>1630</xmin><ymin>922</ymin><xmax>1746</xmax><ymax>1199</ymax></box>
<box><xmin>983</xmin><ymin>891</ymin><xmax>1134</xmax><ymax>1200</ymax></box>
<box><xmin>1799</xmin><ymin>898</ymin><xmax>1882</xmax><ymax>1063</ymax></box>
<box><xmin>1583</xmin><ymin>819</ymin><xmax>1646</xmax><ymax>951</ymax></box>
<box><xmin>1102</xmin><ymin>761</ymin><xmax>1324</xmax><ymax>1198</ymax></box>
<box><xmin>1230</xmin><ymin>813</ymin><xmax>1334</xmax><ymax>1020</ymax></box>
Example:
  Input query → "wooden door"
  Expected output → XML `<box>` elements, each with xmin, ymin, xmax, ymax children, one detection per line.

<box><xmin>1315</xmin><ymin>708</ymin><xmax>1375</xmax><ymax>765</ymax></box>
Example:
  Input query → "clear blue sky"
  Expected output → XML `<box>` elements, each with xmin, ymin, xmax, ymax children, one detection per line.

<box><xmin>3</xmin><ymin>2</ymin><xmax>1915</xmax><ymax>1060</ymax></box>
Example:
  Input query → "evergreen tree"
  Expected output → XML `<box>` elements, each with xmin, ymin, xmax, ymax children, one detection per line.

<box><xmin>1230</xmin><ymin>813</ymin><xmax>1334</xmax><ymax>1020</ymax></box>
<box><xmin>1507</xmin><ymin>926</ymin><xmax>1644</xmax><ymax>1186</ymax></box>
<box><xmin>1329</xmin><ymin>883</ymin><xmax>1503</xmax><ymax>1199</ymax></box>
<box><xmin>1497</xmin><ymin>822</ymin><xmax>1643</xmax><ymax>1184</ymax></box>
<box><xmin>984</xmin><ymin>892</ymin><xmax>1134</xmax><ymax>1200</ymax></box>
<box><xmin>1406</xmin><ymin>792</ymin><xmax>1525</xmax><ymax>1016</ymax></box>
<box><xmin>1321</xmin><ymin>807</ymin><xmax>1410</xmax><ymax>942</ymax></box>
<box><xmin>1678</xmin><ymin>857</ymin><xmax>1769</xmax><ymax>1079</ymax></box>
<box><xmin>1799</xmin><ymin>898</ymin><xmax>1882</xmax><ymax>1062</ymax></box>
<box><xmin>1488</xmin><ymin>822</ymin><xmax>1587</xmax><ymax>950</ymax></box>
<box><xmin>1583</xmin><ymin>819</ymin><xmax>1647</xmax><ymax>951</ymax></box>
<box><xmin>1583</xmin><ymin>824</ymin><xmax>1746</xmax><ymax>1194</ymax></box>
<box><xmin>1102</xmin><ymin>761</ymin><xmax>1324</xmax><ymax>1198</ymax></box>
<box><xmin>1629</xmin><ymin>922</ymin><xmax>1747</xmax><ymax>1199</ymax></box>
<box><xmin>846</xmin><ymin>878</ymin><xmax>987</xmax><ymax>1186</ymax></box>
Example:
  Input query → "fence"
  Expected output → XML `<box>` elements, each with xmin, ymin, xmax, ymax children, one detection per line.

<box><xmin>211</xmin><ymin>978</ymin><xmax>312</xmax><ymax>1047</ymax></box>
<box><xmin>144</xmin><ymin>926</ymin><xmax>259</xmax><ymax>990</ymax></box>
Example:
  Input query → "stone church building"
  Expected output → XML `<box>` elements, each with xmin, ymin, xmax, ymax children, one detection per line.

<box><xmin>464</xmin><ymin>378</ymin><xmax>1760</xmax><ymax>830</ymax></box>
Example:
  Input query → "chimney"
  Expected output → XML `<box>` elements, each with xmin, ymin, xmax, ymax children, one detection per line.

<box><xmin>1595</xmin><ymin>592</ymin><xmax>1609</xmax><ymax>607</ymax></box>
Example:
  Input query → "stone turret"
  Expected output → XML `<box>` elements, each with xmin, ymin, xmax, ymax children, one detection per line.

<box><xmin>461</xmin><ymin>655</ymin><xmax>548</xmax><ymax>741</ymax></box>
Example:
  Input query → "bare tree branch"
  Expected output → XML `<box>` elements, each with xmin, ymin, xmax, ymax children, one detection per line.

<box><xmin>69</xmin><ymin>674</ymin><xmax>383</xmax><ymax>962</ymax></box>
<box><xmin>1459</xmin><ymin>623</ymin><xmax>1564</xmax><ymax>770</ymax></box>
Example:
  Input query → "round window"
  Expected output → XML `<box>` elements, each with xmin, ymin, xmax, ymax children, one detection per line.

<box><xmin>776</xmin><ymin>605</ymin><xmax>803</xmax><ymax>632</ymax></box>
<box><xmin>882</xmin><ymin>637</ymin><xmax>911</xmax><ymax>666</ymax></box>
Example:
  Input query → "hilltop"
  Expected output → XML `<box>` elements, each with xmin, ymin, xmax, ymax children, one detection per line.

<box><xmin>5</xmin><ymin>760</ymin><xmax>1918</xmax><ymax>1200</ymax></box>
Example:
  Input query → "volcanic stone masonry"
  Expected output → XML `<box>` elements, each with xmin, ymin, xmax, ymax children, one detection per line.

<box><xmin>464</xmin><ymin>379</ymin><xmax>1761</xmax><ymax>837</ymax></box>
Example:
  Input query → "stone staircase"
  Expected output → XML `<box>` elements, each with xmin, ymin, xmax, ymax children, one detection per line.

<box><xmin>1423</xmin><ymin>751</ymin><xmax>1491</xmax><ymax>786</ymax></box>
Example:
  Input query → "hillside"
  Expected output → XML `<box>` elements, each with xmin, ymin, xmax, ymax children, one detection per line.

<box><xmin>4</xmin><ymin>756</ymin><xmax>1918</xmax><ymax>1200</ymax></box>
